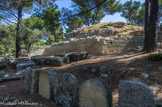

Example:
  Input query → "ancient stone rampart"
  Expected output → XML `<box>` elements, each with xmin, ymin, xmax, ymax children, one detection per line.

<box><xmin>29</xmin><ymin>22</ymin><xmax>145</xmax><ymax>57</ymax></box>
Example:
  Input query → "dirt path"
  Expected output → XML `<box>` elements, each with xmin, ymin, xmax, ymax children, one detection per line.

<box><xmin>1</xmin><ymin>50</ymin><xmax>162</xmax><ymax>106</ymax></box>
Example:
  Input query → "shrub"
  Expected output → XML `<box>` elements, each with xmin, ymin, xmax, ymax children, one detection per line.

<box><xmin>148</xmin><ymin>53</ymin><xmax>162</xmax><ymax>61</ymax></box>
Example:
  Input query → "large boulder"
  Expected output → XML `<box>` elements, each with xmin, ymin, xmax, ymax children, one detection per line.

<box><xmin>53</xmin><ymin>73</ymin><xmax>78</xmax><ymax>107</ymax></box>
<box><xmin>119</xmin><ymin>80</ymin><xmax>156</xmax><ymax>107</ymax></box>
<box><xmin>79</xmin><ymin>78</ymin><xmax>112</xmax><ymax>107</ymax></box>
<box><xmin>16</xmin><ymin>60</ymin><xmax>35</xmax><ymax>72</ymax></box>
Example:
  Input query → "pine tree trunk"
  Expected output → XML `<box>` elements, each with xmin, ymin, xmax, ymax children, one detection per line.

<box><xmin>143</xmin><ymin>0</ymin><xmax>159</xmax><ymax>53</ymax></box>
<box><xmin>16</xmin><ymin>5</ymin><xmax>22</xmax><ymax>58</ymax></box>
<box><xmin>53</xmin><ymin>29</ymin><xmax>57</xmax><ymax>43</ymax></box>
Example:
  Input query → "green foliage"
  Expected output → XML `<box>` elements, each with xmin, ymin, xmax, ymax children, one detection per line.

<box><xmin>22</xmin><ymin>16</ymin><xmax>44</xmax><ymax>30</ymax></box>
<box><xmin>148</xmin><ymin>53</ymin><xmax>162</xmax><ymax>61</ymax></box>
<box><xmin>121</xmin><ymin>0</ymin><xmax>162</xmax><ymax>27</ymax></box>
<box><xmin>41</xmin><ymin>7</ymin><xmax>60</xmax><ymax>30</ymax></box>
<box><xmin>0</xmin><ymin>24</ymin><xmax>16</xmax><ymax>56</ymax></box>
<box><xmin>121</xmin><ymin>0</ymin><xmax>143</xmax><ymax>26</ymax></box>
<box><xmin>102</xmin><ymin>0</ymin><xmax>122</xmax><ymax>15</ymax></box>
<box><xmin>21</xmin><ymin>17</ymin><xmax>47</xmax><ymax>54</ymax></box>
<box><xmin>66</xmin><ymin>17</ymin><xmax>84</xmax><ymax>32</ymax></box>
<box><xmin>71</xmin><ymin>0</ymin><xmax>106</xmax><ymax>26</ymax></box>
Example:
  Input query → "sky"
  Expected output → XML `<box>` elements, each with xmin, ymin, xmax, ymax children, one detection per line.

<box><xmin>23</xmin><ymin>0</ymin><xmax>145</xmax><ymax>22</ymax></box>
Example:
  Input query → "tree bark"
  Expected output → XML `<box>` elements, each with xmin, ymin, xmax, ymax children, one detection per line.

<box><xmin>53</xmin><ymin>29</ymin><xmax>57</xmax><ymax>43</ymax></box>
<box><xmin>16</xmin><ymin>4</ymin><xmax>22</xmax><ymax>58</ymax></box>
<box><xmin>143</xmin><ymin>0</ymin><xmax>159</xmax><ymax>53</ymax></box>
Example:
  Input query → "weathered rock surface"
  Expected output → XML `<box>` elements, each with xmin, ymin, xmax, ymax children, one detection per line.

<box><xmin>119</xmin><ymin>80</ymin><xmax>156</xmax><ymax>107</ymax></box>
<box><xmin>79</xmin><ymin>78</ymin><xmax>112</xmax><ymax>107</ymax></box>
<box><xmin>31</xmin><ymin>68</ymin><xmax>41</xmax><ymax>94</ymax></box>
<box><xmin>39</xmin><ymin>69</ymin><xmax>57</xmax><ymax>99</ymax></box>
<box><xmin>53</xmin><ymin>73</ymin><xmax>78</xmax><ymax>107</ymax></box>
<box><xmin>13</xmin><ymin>58</ymin><xmax>30</xmax><ymax>65</ymax></box>
<box><xmin>24</xmin><ymin>67</ymin><xmax>33</xmax><ymax>92</ymax></box>
<box><xmin>16</xmin><ymin>60</ymin><xmax>35</xmax><ymax>72</ymax></box>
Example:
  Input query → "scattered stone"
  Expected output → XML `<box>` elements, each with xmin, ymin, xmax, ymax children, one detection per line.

<box><xmin>0</xmin><ymin>70</ymin><xmax>5</xmax><ymax>78</ymax></box>
<box><xmin>100</xmin><ymin>66</ymin><xmax>107</xmax><ymax>73</ymax></box>
<box><xmin>79</xmin><ymin>78</ymin><xmax>112</xmax><ymax>107</ymax></box>
<box><xmin>142</xmin><ymin>73</ymin><xmax>149</xmax><ymax>79</ymax></box>
<box><xmin>119</xmin><ymin>80</ymin><xmax>156</xmax><ymax>107</ymax></box>
<box><xmin>100</xmin><ymin>73</ymin><xmax>108</xmax><ymax>78</ymax></box>
<box><xmin>16</xmin><ymin>60</ymin><xmax>35</xmax><ymax>72</ymax></box>
<box><xmin>91</xmin><ymin>69</ymin><xmax>96</xmax><ymax>73</ymax></box>
<box><xmin>53</xmin><ymin>73</ymin><xmax>78</xmax><ymax>107</ymax></box>
<box><xmin>39</xmin><ymin>69</ymin><xmax>57</xmax><ymax>99</ymax></box>
<box><xmin>1</xmin><ymin>72</ymin><xmax>25</xmax><ymax>82</ymax></box>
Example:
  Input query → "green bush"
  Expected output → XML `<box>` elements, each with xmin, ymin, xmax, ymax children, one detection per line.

<box><xmin>148</xmin><ymin>53</ymin><xmax>162</xmax><ymax>61</ymax></box>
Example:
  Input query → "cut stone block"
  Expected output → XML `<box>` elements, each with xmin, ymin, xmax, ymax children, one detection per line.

<box><xmin>39</xmin><ymin>69</ymin><xmax>57</xmax><ymax>99</ymax></box>
<box><xmin>24</xmin><ymin>67</ymin><xmax>33</xmax><ymax>92</ymax></box>
<box><xmin>119</xmin><ymin>80</ymin><xmax>156</xmax><ymax>107</ymax></box>
<box><xmin>31</xmin><ymin>68</ymin><xmax>41</xmax><ymax>94</ymax></box>
<box><xmin>50</xmin><ymin>57</ymin><xmax>64</xmax><ymax>66</ymax></box>
<box><xmin>16</xmin><ymin>60</ymin><xmax>35</xmax><ymax>72</ymax></box>
<box><xmin>79</xmin><ymin>78</ymin><xmax>112</xmax><ymax>107</ymax></box>
<box><xmin>24</xmin><ymin>67</ymin><xmax>41</xmax><ymax>93</ymax></box>
<box><xmin>53</xmin><ymin>73</ymin><xmax>78</xmax><ymax>107</ymax></box>
<box><xmin>80</xmin><ymin>52</ymin><xmax>89</xmax><ymax>59</ymax></box>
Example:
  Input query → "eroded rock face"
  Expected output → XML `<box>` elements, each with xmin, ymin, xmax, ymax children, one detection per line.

<box><xmin>119</xmin><ymin>80</ymin><xmax>156</xmax><ymax>107</ymax></box>
<box><xmin>39</xmin><ymin>69</ymin><xmax>57</xmax><ymax>100</ymax></box>
<box><xmin>79</xmin><ymin>78</ymin><xmax>112</xmax><ymax>107</ymax></box>
<box><xmin>53</xmin><ymin>73</ymin><xmax>78</xmax><ymax>107</ymax></box>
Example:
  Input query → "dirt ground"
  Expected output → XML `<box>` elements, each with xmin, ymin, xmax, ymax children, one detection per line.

<box><xmin>1</xmin><ymin>50</ymin><xmax>162</xmax><ymax>107</ymax></box>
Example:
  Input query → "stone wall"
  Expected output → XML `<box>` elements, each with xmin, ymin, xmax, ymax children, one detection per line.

<box><xmin>29</xmin><ymin>35</ymin><xmax>144</xmax><ymax>57</ymax></box>
<box><xmin>29</xmin><ymin>22</ymin><xmax>145</xmax><ymax>57</ymax></box>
